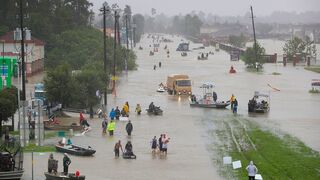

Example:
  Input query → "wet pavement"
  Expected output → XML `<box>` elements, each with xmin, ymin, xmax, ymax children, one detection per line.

<box><xmin>22</xmin><ymin>34</ymin><xmax>320</xmax><ymax>179</ymax></box>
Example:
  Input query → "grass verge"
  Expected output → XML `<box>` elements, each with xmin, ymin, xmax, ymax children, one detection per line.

<box><xmin>305</xmin><ymin>66</ymin><xmax>320</xmax><ymax>73</ymax></box>
<box><xmin>23</xmin><ymin>143</ymin><xmax>55</xmax><ymax>152</ymax></box>
<box><xmin>211</xmin><ymin>117</ymin><xmax>320</xmax><ymax>179</ymax></box>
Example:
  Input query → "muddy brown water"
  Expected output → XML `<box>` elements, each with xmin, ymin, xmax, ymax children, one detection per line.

<box><xmin>22</xmin><ymin>35</ymin><xmax>320</xmax><ymax>180</ymax></box>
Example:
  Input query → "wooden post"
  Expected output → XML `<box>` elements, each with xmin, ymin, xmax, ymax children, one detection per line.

<box><xmin>293</xmin><ymin>55</ymin><xmax>297</xmax><ymax>66</ymax></box>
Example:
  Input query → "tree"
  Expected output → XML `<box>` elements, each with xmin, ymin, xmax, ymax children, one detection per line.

<box><xmin>0</xmin><ymin>87</ymin><xmax>19</xmax><ymax>137</ymax></box>
<box><xmin>44</xmin><ymin>64</ymin><xmax>75</xmax><ymax>108</ymax></box>
<box><xmin>229</xmin><ymin>34</ymin><xmax>247</xmax><ymax>48</ymax></box>
<box><xmin>242</xmin><ymin>42</ymin><xmax>266</xmax><ymax>68</ymax></box>
<box><xmin>283</xmin><ymin>36</ymin><xmax>306</xmax><ymax>61</ymax></box>
<box><xmin>132</xmin><ymin>14</ymin><xmax>145</xmax><ymax>43</ymax></box>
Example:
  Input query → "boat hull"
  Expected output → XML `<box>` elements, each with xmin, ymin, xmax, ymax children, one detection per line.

<box><xmin>0</xmin><ymin>170</ymin><xmax>24</xmax><ymax>180</ymax></box>
<box><xmin>55</xmin><ymin>145</ymin><xmax>96</xmax><ymax>156</ymax></box>
<box><xmin>190</xmin><ymin>102</ymin><xmax>230</xmax><ymax>108</ymax></box>
<box><xmin>44</xmin><ymin>125</ymin><xmax>83</xmax><ymax>131</ymax></box>
<box><xmin>44</xmin><ymin>172</ymin><xmax>85</xmax><ymax>180</ymax></box>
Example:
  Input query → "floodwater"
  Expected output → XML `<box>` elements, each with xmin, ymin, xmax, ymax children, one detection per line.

<box><xmin>22</xmin><ymin>35</ymin><xmax>320</xmax><ymax>180</ymax></box>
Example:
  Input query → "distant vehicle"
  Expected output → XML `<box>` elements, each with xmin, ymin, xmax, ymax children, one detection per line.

<box><xmin>248</xmin><ymin>91</ymin><xmax>270</xmax><ymax>113</ymax></box>
<box><xmin>215</xmin><ymin>43</ymin><xmax>220</xmax><ymax>51</ymax></box>
<box><xmin>166</xmin><ymin>74</ymin><xmax>192</xmax><ymax>95</ymax></box>
<box><xmin>230</xmin><ymin>50</ymin><xmax>240</xmax><ymax>61</ymax></box>
<box><xmin>33</xmin><ymin>83</ymin><xmax>47</xmax><ymax>106</ymax></box>
<box><xmin>176</xmin><ymin>42</ymin><xmax>189</xmax><ymax>51</ymax></box>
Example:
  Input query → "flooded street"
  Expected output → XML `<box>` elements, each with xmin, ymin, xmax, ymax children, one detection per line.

<box><xmin>22</xmin><ymin>35</ymin><xmax>320</xmax><ymax>179</ymax></box>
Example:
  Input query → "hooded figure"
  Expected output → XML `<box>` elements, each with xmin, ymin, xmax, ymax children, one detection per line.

<box><xmin>126</xmin><ymin>121</ymin><xmax>133</xmax><ymax>136</ymax></box>
<box><xmin>109</xmin><ymin>108</ymin><xmax>116</xmax><ymax>120</ymax></box>
<box><xmin>115</xmin><ymin>106</ymin><xmax>121</xmax><ymax>120</ymax></box>
<box><xmin>48</xmin><ymin>153</ymin><xmax>57</xmax><ymax>173</ymax></box>
<box><xmin>63</xmin><ymin>153</ymin><xmax>71</xmax><ymax>175</ymax></box>
<box><xmin>246</xmin><ymin>161</ymin><xmax>258</xmax><ymax>180</ymax></box>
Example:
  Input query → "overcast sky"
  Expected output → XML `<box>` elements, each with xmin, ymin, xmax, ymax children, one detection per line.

<box><xmin>90</xmin><ymin>0</ymin><xmax>320</xmax><ymax>16</ymax></box>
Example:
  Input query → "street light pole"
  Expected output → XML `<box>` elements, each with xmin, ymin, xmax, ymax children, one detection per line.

<box><xmin>19</xmin><ymin>0</ymin><xmax>26</xmax><ymax>101</ymax></box>
<box><xmin>100</xmin><ymin>3</ymin><xmax>109</xmax><ymax>113</ymax></box>
<box><xmin>250</xmin><ymin>6</ymin><xmax>258</xmax><ymax>72</ymax></box>
<box><xmin>112</xmin><ymin>10</ymin><xmax>118</xmax><ymax>95</ymax></box>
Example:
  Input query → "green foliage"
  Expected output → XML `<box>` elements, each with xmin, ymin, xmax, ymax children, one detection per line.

<box><xmin>23</xmin><ymin>143</ymin><xmax>55</xmax><ymax>152</ymax></box>
<box><xmin>133</xmin><ymin>14</ymin><xmax>145</xmax><ymax>43</ymax></box>
<box><xmin>44</xmin><ymin>64</ymin><xmax>74</xmax><ymax>108</ymax></box>
<box><xmin>0</xmin><ymin>86</ymin><xmax>19</xmax><ymax>137</ymax></box>
<box><xmin>241</xmin><ymin>42</ymin><xmax>266</xmax><ymax>69</ymax></box>
<box><xmin>283</xmin><ymin>36</ymin><xmax>306</xmax><ymax>61</ymax></box>
<box><xmin>283</xmin><ymin>36</ymin><xmax>317</xmax><ymax>61</ymax></box>
<box><xmin>305</xmin><ymin>66</ymin><xmax>320</xmax><ymax>73</ymax></box>
<box><xmin>231</xmin><ymin>129</ymin><xmax>320</xmax><ymax>179</ymax></box>
<box><xmin>228</xmin><ymin>34</ymin><xmax>247</xmax><ymax>48</ymax></box>
<box><xmin>170</xmin><ymin>14</ymin><xmax>203</xmax><ymax>37</ymax></box>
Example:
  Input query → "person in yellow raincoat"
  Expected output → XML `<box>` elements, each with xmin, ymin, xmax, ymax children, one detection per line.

<box><xmin>123</xmin><ymin>103</ymin><xmax>129</xmax><ymax>116</ymax></box>
<box><xmin>107</xmin><ymin>120</ymin><xmax>116</xmax><ymax>136</ymax></box>
<box><xmin>230</xmin><ymin>94</ymin><xmax>236</xmax><ymax>110</ymax></box>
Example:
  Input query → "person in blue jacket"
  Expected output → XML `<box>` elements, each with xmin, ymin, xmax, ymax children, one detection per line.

<box><xmin>109</xmin><ymin>108</ymin><xmax>116</xmax><ymax>120</ymax></box>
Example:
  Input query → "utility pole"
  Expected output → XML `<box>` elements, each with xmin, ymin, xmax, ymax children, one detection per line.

<box><xmin>19</xmin><ymin>0</ymin><xmax>26</xmax><ymax>100</ymax></box>
<box><xmin>100</xmin><ymin>3</ymin><xmax>109</xmax><ymax>113</ymax></box>
<box><xmin>112</xmin><ymin>10</ymin><xmax>118</xmax><ymax>95</ymax></box>
<box><xmin>125</xmin><ymin>15</ymin><xmax>129</xmax><ymax>73</ymax></box>
<box><xmin>250</xmin><ymin>6</ymin><xmax>258</xmax><ymax>71</ymax></box>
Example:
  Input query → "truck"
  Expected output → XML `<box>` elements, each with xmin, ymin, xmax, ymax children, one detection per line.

<box><xmin>166</xmin><ymin>74</ymin><xmax>192</xmax><ymax>95</ymax></box>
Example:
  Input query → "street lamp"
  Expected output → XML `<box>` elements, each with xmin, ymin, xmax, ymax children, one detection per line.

<box><xmin>99</xmin><ymin>2</ymin><xmax>110</xmax><ymax>113</ymax></box>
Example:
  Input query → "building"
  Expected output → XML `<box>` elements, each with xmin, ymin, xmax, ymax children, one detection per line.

<box><xmin>0</xmin><ymin>31</ymin><xmax>45</xmax><ymax>77</ymax></box>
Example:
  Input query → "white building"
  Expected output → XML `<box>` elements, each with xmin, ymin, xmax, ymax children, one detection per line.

<box><xmin>0</xmin><ymin>31</ymin><xmax>45</xmax><ymax>77</ymax></box>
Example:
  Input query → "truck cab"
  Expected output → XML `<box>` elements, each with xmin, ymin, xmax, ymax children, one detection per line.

<box><xmin>166</xmin><ymin>74</ymin><xmax>192</xmax><ymax>95</ymax></box>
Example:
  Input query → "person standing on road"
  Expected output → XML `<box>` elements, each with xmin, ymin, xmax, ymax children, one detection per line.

<box><xmin>151</xmin><ymin>136</ymin><xmax>158</xmax><ymax>153</ymax></box>
<box><xmin>102</xmin><ymin>119</ymin><xmax>108</xmax><ymax>134</ymax></box>
<box><xmin>109</xmin><ymin>108</ymin><xmax>116</xmax><ymax>120</ymax></box>
<box><xmin>107</xmin><ymin>120</ymin><xmax>116</xmax><ymax>136</ymax></box>
<box><xmin>158</xmin><ymin>134</ymin><xmax>163</xmax><ymax>153</ymax></box>
<box><xmin>246</xmin><ymin>161</ymin><xmax>258</xmax><ymax>180</ymax></box>
<box><xmin>233</xmin><ymin>98</ymin><xmax>238</xmax><ymax>114</ymax></box>
<box><xmin>115</xmin><ymin>106</ymin><xmax>121</xmax><ymax>120</ymax></box>
<box><xmin>159</xmin><ymin>62</ymin><xmax>162</xmax><ymax>68</ymax></box>
<box><xmin>126</xmin><ymin>121</ymin><xmax>133</xmax><ymax>136</ymax></box>
<box><xmin>230</xmin><ymin>94</ymin><xmax>236</xmax><ymax>110</ymax></box>
<box><xmin>63</xmin><ymin>153</ymin><xmax>71</xmax><ymax>175</ymax></box>
<box><xmin>135</xmin><ymin>104</ymin><xmax>142</xmax><ymax>115</ymax></box>
<box><xmin>114</xmin><ymin>140</ymin><xmax>123</xmax><ymax>158</ymax></box>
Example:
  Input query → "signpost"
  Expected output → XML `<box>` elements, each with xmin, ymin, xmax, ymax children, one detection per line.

<box><xmin>0</xmin><ymin>56</ymin><xmax>17</xmax><ymax>90</ymax></box>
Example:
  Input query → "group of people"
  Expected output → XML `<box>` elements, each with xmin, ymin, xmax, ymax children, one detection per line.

<box><xmin>151</xmin><ymin>134</ymin><xmax>170</xmax><ymax>155</ymax></box>
<box><xmin>114</xmin><ymin>140</ymin><xmax>136</xmax><ymax>158</ymax></box>
<box><xmin>48</xmin><ymin>153</ymin><xmax>71</xmax><ymax>176</ymax></box>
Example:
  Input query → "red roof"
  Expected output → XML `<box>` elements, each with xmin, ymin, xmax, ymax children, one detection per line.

<box><xmin>0</xmin><ymin>31</ymin><xmax>45</xmax><ymax>46</ymax></box>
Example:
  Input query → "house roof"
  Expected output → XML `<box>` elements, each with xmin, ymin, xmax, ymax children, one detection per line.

<box><xmin>0</xmin><ymin>31</ymin><xmax>45</xmax><ymax>46</ymax></box>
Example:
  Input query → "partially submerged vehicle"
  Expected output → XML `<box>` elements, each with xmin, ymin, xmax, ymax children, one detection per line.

<box><xmin>181</xmin><ymin>52</ymin><xmax>187</xmax><ymax>57</ymax></box>
<box><xmin>248</xmin><ymin>91</ymin><xmax>270</xmax><ymax>113</ymax></box>
<box><xmin>190</xmin><ymin>83</ymin><xmax>230</xmax><ymax>108</ymax></box>
<box><xmin>166</xmin><ymin>74</ymin><xmax>192</xmax><ymax>95</ymax></box>
<box><xmin>176</xmin><ymin>42</ymin><xmax>189</xmax><ymax>51</ymax></box>
<box><xmin>146</xmin><ymin>106</ymin><xmax>163</xmax><ymax>115</ymax></box>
